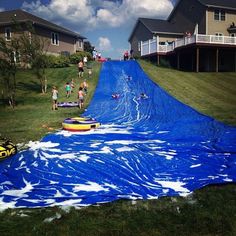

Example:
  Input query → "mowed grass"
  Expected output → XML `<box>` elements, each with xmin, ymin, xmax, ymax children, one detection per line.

<box><xmin>0</xmin><ymin>62</ymin><xmax>101</xmax><ymax>144</ymax></box>
<box><xmin>0</xmin><ymin>60</ymin><xmax>236</xmax><ymax>236</ymax></box>
<box><xmin>139</xmin><ymin>60</ymin><xmax>236</xmax><ymax>125</ymax></box>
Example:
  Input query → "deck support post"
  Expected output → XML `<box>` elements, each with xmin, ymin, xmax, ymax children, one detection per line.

<box><xmin>216</xmin><ymin>48</ymin><xmax>219</xmax><ymax>72</ymax></box>
<box><xmin>157</xmin><ymin>54</ymin><xmax>160</xmax><ymax>66</ymax></box>
<box><xmin>235</xmin><ymin>50</ymin><xmax>236</xmax><ymax>72</ymax></box>
<box><xmin>177</xmin><ymin>52</ymin><xmax>180</xmax><ymax>70</ymax></box>
<box><xmin>196</xmin><ymin>47</ymin><xmax>199</xmax><ymax>72</ymax></box>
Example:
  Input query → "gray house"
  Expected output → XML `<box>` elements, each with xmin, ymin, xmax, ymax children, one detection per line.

<box><xmin>0</xmin><ymin>9</ymin><xmax>86</xmax><ymax>55</ymax></box>
<box><xmin>129</xmin><ymin>0</ymin><xmax>236</xmax><ymax>72</ymax></box>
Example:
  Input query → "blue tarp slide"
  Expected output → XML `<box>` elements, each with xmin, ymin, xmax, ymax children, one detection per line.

<box><xmin>0</xmin><ymin>60</ymin><xmax>236</xmax><ymax>209</ymax></box>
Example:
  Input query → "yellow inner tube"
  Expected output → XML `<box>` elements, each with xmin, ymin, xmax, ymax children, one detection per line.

<box><xmin>62</xmin><ymin>117</ymin><xmax>100</xmax><ymax>131</ymax></box>
<box><xmin>0</xmin><ymin>140</ymin><xmax>17</xmax><ymax>159</ymax></box>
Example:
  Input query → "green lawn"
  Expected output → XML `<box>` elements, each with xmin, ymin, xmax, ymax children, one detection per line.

<box><xmin>0</xmin><ymin>60</ymin><xmax>236</xmax><ymax>236</ymax></box>
<box><xmin>139</xmin><ymin>60</ymin><xmax>236</xmax><ymax>125</ymax></box>
<box><xmin>0</xmin><ymin>61</ymin><xmax>101</xmax><ymax>144</ymax></box>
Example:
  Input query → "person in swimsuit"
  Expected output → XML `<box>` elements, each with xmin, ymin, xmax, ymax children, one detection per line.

<box><xmin>78</xmin><ymin>87</ymin><xmax>84</xmax><ymax>109</ymax></box>
<box><xmin>65</xmin><ymin>82</ymin><xmax>71</xmax><ymax>98</ymax></box>
<box><xmin>78</xmin><ymin>61</ymin><xmax>84</xmax><ymax>78</ymax></box>
<box><xmin>51</xmin><ymin>86</ymin><xmax>58</xmax><ymax>110</ymax></box>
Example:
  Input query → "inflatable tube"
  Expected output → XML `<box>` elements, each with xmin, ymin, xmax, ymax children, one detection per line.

<box><xmin>57</xmin><ymin>102</ymin><xmax>78</xmax><ymax>108</ymax></box>
<box><xmin>0</xmin><ymin>139</ymin><xmax>17</xmax><ymax>160</ymax></box>
<box><xmin>62</xmin><ymin>117</ymin><xmax>100</xmax><ymax>131</ymax></box>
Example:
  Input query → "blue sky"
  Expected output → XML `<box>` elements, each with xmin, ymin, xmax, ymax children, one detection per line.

<box><xmin>0</xmin><ymin>0</ymin><xmax>176</xmax><ymax>59</ymax></box>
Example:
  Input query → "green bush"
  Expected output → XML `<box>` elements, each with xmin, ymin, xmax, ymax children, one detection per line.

<box><xmin>69</xmin><ymin>51</ymin><xmax>92</xmax><ymax>64</ymax></box>
<box><xmin>47</xmin><ymin>55</ymin><xmax>70</xmax><ymax>68</ymax></box>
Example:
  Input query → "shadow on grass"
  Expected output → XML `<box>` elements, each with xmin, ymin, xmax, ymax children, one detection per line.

<box><xmin>17</xmin><ymin>81</ymin><xmax>40</xmax><ymax>92</ymax></box>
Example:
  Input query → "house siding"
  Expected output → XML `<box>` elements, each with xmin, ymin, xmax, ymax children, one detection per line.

<box><xmin>168</xmin><ymin>0</ymin><xmax>206</xmax><ymax>34</ymax></box>
<box><xmin>34</xmin><ymin>25</ymin><xmax>78</xmax><ymax>55</ymax></box>
<box><xmin>129</xmin><ymin>21</ymin><xmax>153</xmax><ymax>57</ymax></box>
<box><xmin>207</xmin><ymin>8</ymin><xmax>236</xmax><ymax>36</ymax></box>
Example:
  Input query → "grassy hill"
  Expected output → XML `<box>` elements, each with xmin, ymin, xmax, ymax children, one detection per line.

<box><xmin>0</xmin><ymin>62</ymin><xmax>101</xmax><ymax>143</ymax></box>
<box><xmin>140</xmin><ymin>60</ymin><xmax>236</xmax><ymax>126</ymax></box>
<box><xmin>0</xmin><ymin>60</ymin><xmax>236</xmax><ymax>236</ymax></box>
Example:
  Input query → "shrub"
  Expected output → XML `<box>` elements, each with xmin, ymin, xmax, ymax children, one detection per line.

<box><xmin>47</xmin><ymin>55</ymin><xmax>70</xmax><ymax>68</ymax></box>
<box><xmin>69</xmin><ymin>51</ymin><xmax>92</xmax><ymax>64</ymax></box>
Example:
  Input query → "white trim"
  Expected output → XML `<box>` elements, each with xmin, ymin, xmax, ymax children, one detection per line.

<box><xmin>51</xmin><ymin>32</ymin><xmax>59</xmax><ymax>46</ymax></box>
<box><xmin>214</xmin><ymin>9</ymin><xmax>226</xmax><ymax>21</ymax></box>
<box><xmin>206</xmin><ymin>10</ymin><xmax>208</xmax><ymax>35</ymax></box>
<box><xmin>140</xmin><ymin>34</ymin><xmax>236</xmax><ymax>56</ymax></box>
<box><xmin>5</xmin><ymin>27</ymin><xmax>11</xmax><ymax>41</ymax></box>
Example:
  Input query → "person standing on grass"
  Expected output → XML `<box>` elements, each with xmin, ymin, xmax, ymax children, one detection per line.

<box><xmin>78</xmin><ymin>60</ymin><xmax>84</xmax><ymax>78</ymax></box>
<box><xmin>83</xmin><ymin>56</ymin><xmax>88</xmax><ymax>67</ymax></box>
<box><xmin>65</xmin><ymin>82</ymin><xmax>71</xmax><ymax>98</ymax></box>
<box><xmin>81</xmin><ymin>80</ymin><xmax>88</xmax><ymax>95</ymax></box>
<box><xmin>88</xmin><ymin>68</ymin><xmax>92</xmax><ymax>79</ymax></box>
<box><xmin>78</xmin><ymin>87</ymin><xmax>84</xmax><ymax>109</ymax></box>
<box><xmin>51</xmin><ymin>86</ymin><xmax>58</xmax><ymax>110</ymax></box>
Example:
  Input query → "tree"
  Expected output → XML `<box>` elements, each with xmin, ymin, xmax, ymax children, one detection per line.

<box><xmin>0</xmin><ymin>37</ymin><xmax>20</xmax><ymax>108</ymax></box>
<box><xmin>84</xmin><ymin>40</ymin><xmax>94</xmax><ymax>54</ymax></box>
<box><xmin>19</xmin><ymin>22</ymin><xmax>50</xmax><ymax>93</ymax></box>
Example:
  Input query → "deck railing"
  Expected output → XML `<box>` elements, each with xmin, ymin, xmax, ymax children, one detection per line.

<box><xmin>141</xmin><ymin>34</ymin><xmax>236</xmax><ymax>56</ymax></box>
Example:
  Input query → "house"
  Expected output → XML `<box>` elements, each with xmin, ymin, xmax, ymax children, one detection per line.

<box><xmin>0</xmin><ymin>9</ymin><xmax>86</xmax><ymax>56</ymax></box>
<box><xmin>129</xmin><ymin>0</ymin><xmax>236</xmax><ymax>72</ymax></box>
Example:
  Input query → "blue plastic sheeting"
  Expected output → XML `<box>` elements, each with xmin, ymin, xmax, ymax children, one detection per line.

<box><xmin>0</xmin><ymin>60</ymin><xmax>236</xmax><ymax>209</ymax></box>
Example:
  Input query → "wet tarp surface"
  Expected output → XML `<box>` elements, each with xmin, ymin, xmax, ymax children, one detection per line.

<box><xmin>0</xmin><ymin>61</ymin><xmax>236</xmax><ymax>209</ymax></box>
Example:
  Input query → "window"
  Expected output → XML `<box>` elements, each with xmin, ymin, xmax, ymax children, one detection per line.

<box><xmin>230</xmin><ymin>33</ymin><xmax>236</xmax><ymax>37</ymax></box>
<box><xmin>138</xmin><ymin>42</ymin><xmax>141</xmax><ymax>51</ymax></box>
<box><xmin>214</xmin><ymin>9</ymin><xmax>225</xmax><ymax>21</ymax></box>
<box><xmin>5</xmin><ymin>27</ymin><xmax>11</xmax><ymax>41</ymax></box>
<box><xmin>51</xmin><ymin>32</ymin><xmax>59</xmax><ymax>45</ymax></box>
<box><xmin>215</xmin><ymin>32</ymin><xmax>223</xmax><ymax>42</ymax></box>
<box><xmin>77</xmin><ymin>39</ymin><xmax>82</xmax><ymax>48</ymax></box>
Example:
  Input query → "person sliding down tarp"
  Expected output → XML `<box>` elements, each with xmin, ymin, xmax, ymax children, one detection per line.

<box><xmin>0</xmin><ymin>60</ymin><xmax>235</xmax><ymax>209</ymax></box>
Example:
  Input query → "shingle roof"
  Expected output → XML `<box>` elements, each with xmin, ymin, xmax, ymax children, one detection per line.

<box><xmin>0</xmin><ymin>9</ymin><xmax>86</xmax><ymax>39</ymax></box>
<box><xmin>139</xmin><ymin>18</ymin><xmax>184</xmax><ymax>34</ymax></box>
<box><xmin>198</xmin><ymin>0</ymin><xmax>236</xmax><ymax>10</ymax></box>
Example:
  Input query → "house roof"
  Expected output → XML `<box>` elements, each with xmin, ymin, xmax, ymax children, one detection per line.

<box><xmin>139</xmin><ymin>18</ymin><xmax>184</xmax><ymax>35</ymax></box>
<box><xmin>0</xmin><ymin>9</ymin><xmax>86</xmax><ymax>39</ymax></box>
<box><xmin>128</xmin><ymin>17</ymin><xmax>184</xmax><ymax>41</ymax></box>
<box><xmin>198</xmin><ymin>0</ymin><xmax>236</xmax><ymax>10</ymax></box>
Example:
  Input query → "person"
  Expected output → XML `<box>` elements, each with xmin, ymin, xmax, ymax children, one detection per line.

<box><xmin>88</xmin><ymin>68</ymin><xmax>92</xmax><ymax>79</ymax></box>
<box><xmin>65</xmin><ymin>82</ymin><xmax>71</xmax><ymax>98</ymax></box>
<box><xmin>51</xmin><ymin>86</ymin><xmax>58</xmax><ymax>110</ymax></box>
<box><xmin>112</xmin><ymin>93</ymin><xmax>120</xmax><ymax>99</ymax></box>
<box><xmin>92</xmin><ymin>49</ymin><xmax>97</xmax><ymax>60</ymax></box>
<box><xmin>83</xmin><ymin>56</ymin><xmax>88</xmax><ymax>66</ymax></box>
<box><xmin>98</xmin><ymin>52</ymin><xmax>101</xmax><ymax>60</ymax></box>
<box><xmin>129</xmin><ymin>49</ymin><xmax>133</xmax><ymax>59</ymax></box>
<box><xmin>138</xmin><ymin>93</ymin><xmax>148</xmax><ymax>100</ymax></box>
<box><xmin>78</xmin><ymin>60</ymin><xmax>84</xmax><ymax>78</ymax></box>
<box><xmin>126</xmin><ymin>75</ymin><xmax>132</xmax><ymax>81</ymax></box>
<box><xmin>124</xmin><ymin>50</ymin><xmax>129</xmax><ymax>60</ymax></box>
<box><xmin>78</xmin><ymin>87</ymin><xmax>84</xmax><ymax>109</ymax></box>
<box><xmin>81</xmin><ymin>80</ymin><xmax>88</xmax><ymax>94</ymax></box>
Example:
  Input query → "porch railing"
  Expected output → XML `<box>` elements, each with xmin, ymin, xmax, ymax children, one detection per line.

<box><xmin>141</xmin><ymin>34</ymin><xmax>236</xmax><ymax>56</ymax></box>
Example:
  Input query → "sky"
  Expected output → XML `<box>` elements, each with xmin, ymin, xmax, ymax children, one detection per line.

<box><xmin>0</xmin><ymin>0</ymin><xmax>176</xmax><ymax>59</ymax></box>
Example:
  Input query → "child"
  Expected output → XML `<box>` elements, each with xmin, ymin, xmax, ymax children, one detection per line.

<box><xmin>88</xmin><ymin>68</ymin><xmax>92</xmax><ymax>79</ymax></box>
<box><xmin>65</xmin><ymin>82</ymin><xmax>71</xmax><ymax>98</ymax></box>
<box><xmin>51</xmin><ymin>86</ymin><xmax>58</xmax><ymax>110</ymax></box>
<box><xmin>112</xmin><ymin>93</ymin><xmax>120</xmax><ymax>99</ymax></box>
<box><xmin>138</xmin><ymin>93</ymin><xmax>148</xmax><ymax>100</ymax></box>
<box><xmin>78</xmin><ymin>61</ymin><xmax>84</xmax><ymax>78</ymax></box>
<box><xmin>78</xmin><ymin>87</ymin><xmax>84</xmax><ymax>109</ymax></box>
<box><xmin>81</xmin><ymin>80</ymin><xmax>88</xmax><ymax>95</ymax></box>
